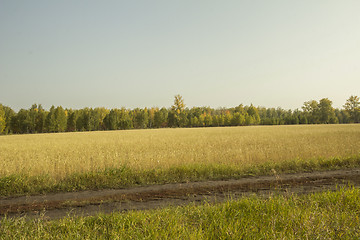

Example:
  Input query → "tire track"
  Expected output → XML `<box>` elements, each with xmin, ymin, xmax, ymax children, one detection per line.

<box><xmin>1</xmin><ymin>168</ymin><xmax>360</xmax><ymax>220</ymax></box>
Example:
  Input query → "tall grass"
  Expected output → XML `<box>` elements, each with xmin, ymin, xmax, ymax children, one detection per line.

<box><xmin>1</xmin><ymin>187</ymin><xmax>360</xmax><ymax>239</ymax></box>
<box><xmin>1</xmin><ymin>154</ymin><xmax>360</xmax><ymax>196</ymax></box>
<box><xmin>1</xmin><ymin>125</ymin><xmax>359</xmax><ymax>180</ymax></box>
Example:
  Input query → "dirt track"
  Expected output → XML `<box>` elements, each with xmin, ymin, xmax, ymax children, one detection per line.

<box><xmin>1</xmin><ymin>168</ymin><xmax>360</xmax><ymax>220</ymax></box>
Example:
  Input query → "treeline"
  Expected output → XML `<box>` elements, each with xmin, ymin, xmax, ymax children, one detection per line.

<box><xmin>0</xmin><ymin>95</ymin><xmax>359</xmax><ymax>135</ymax></box>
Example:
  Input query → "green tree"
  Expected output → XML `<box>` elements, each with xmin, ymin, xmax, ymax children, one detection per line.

<box><xmin>35</xmin><ymin>104</ymin><xmax>46</xmax><ymax>133</ymax></box>
<box><xmin>246</xmin><ymin>105</ymin><xmax>260</xmax><ymax>124</ymax></box>
<box><xmin>318</xmin><ymin>98</ymin><xmax>337</xmax><ymax>124</ymax></box>
<box><xmin>217</xmin><ymin>114</ymin><xmax>225</xmax><ymax>126</ymax></box>
<box><xmin>302</xmin><ymin>100</ymin><xmax>319</xmax><ymax>124</ymax></box>
<box><xmin>118</xmin><ymin>107</ymin><xmax>134</xmax><ymax>129</ymax></box>
<box><xmin>154</xmin><ymin>108</ymin><xmax>168</xmax><ymax>128</ymax></box>
<box><xmin>335</xmin><ymin>109</ymin><xmax>350</xmax><ymax>124</ymax></box>
<box><xmin>224</xmin><ymin>112</ymin><xmax>232</xmax><ymax>126</ymax></box>
<box><xmin>245</xmin><ymin>114</ymin><xmax>254</xmax><ymax>125</ymax></box>
<box><xmin>211</xmin><ymin>115</ymin><xmax>220</xmax><ymax>127</ymax></box>
<box><xmin>344</xmin><ymin>95</ymin><xmax>360</xmax><ymax>123</ymax></box>
<box><xmin>203</xmin><ymin>113</ymin><xmax>212</xmax><ymax>127</ymax></box>
<box><xmin>10</xmin><ymin>113</ymin><xmax>20</xmax><ymax>133</ymax></box>
<box><xmin>66</xmin><ymin>109</ymin><xmax>77</xmax><ymax>132</ymax></box>
<box><xmin>45</xmin><ymin>106</ymin><xmax>67</xmax><ymax>132</ymax></box>
<box><xmin>2</xmin><ymin>105</ymin><xmax>15</xmax><ymax>134</ymax></box>
<box><xmin>97</xmin><ymin>107</ymin><xmax>110</xmax><ymax>130</ymax></box>
<box><xmin>133</xmin><ymin>108</ymin><xmax>149</xmax><ymax>129</ymax></box>
<box><xmin>27</xmin><ymin>104</ymin><xmax>38</xmax><ymax>133</ymax></box>
<box><xmin>118</xmin><ymin>108</ymin><xmax>133</xmax><ymax>130</ymax></box>
<box><xmin>104</xmin><ymin>109</ymin><xmax>121</xmax><ymax>130</ymax></box>
<box><xmin>231</xmin><ymin>112</ymin><xmax>245</xmax><ymax>126</ymax></box>
<box><xmin>45</xmin><ymin>106</ymin><xmax>56</xmax><ymax>132</ymax></box>
<box><xmin>147</xmin><ymin>108</ymin><xmax>156</xmax><ymax>128</ymax></box>
<box><xmin>234</xmin><ymin>104</ymin><xmax>246</xmax><ymax>115</ymax></box>
<box><xmin>55</xmin><ymin>106</ymin><xmax>67</xmax><ymax>132</ymax></box>
<box><xmin>198</xmin><ymin>114</ymin><xmax>205</xmax><ymax>127</ymax></box>
<box><xmin>104</xmin><ymin>108</ymin><xmax>132</xmax><ymax>130</ymax></box>
<box><xmin>190</xmin><ymin>116</ymin><xmax>200</xmax><ymax>127</ymax></box>
<box><xmin>0</xmin><ymin>105</ymin><xmax>5</xmax><ymax>134</ymax></box>
<box><xmin>17</xmin><ymin>109</ymin><xmax>31</xmax><ymax>133</ymax></box>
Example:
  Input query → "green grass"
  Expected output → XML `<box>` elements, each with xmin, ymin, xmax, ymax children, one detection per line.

<box><xmin>1</xmin><ymin>154</ymin><xmax>360</xmax><ymax>196</ymax></box>
<box><xmin>1</xmin><ymin>187</ymin><xmax>360</xmax><ymax>239</ymax></box>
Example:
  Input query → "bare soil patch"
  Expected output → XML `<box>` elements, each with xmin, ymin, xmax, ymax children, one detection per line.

<box><xmin>1</xmin><ymin>168</ymin><xmax>360</xmax><ymax>220</ymax></box>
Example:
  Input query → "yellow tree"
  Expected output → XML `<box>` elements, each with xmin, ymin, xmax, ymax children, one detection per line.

<box><xmin>171</xmin><ymin>94</ymin><xmax>187</xmax><ymax>127</ymax></box>
<box><xmin>172</xmin><ymin>94</ymin><xmax>185</xmax><ymax>114</ymax></box>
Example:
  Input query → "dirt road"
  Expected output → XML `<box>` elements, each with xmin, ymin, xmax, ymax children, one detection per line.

<box><xmin>1</xmin><ymin>168</ymin><xmax>360</xmax><ymax>220</ymax></box>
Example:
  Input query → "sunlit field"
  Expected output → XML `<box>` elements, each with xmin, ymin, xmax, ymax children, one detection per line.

<box><xmin>1</xmin><ymin>124</ymin><xmax>359</xmax><ymax>180</ymax></box>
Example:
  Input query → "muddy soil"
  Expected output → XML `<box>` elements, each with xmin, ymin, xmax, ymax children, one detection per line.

<box><xmin>1</xmin><ymin>168</ymin><xmax>360</xmax><ymax>220</ymax></box>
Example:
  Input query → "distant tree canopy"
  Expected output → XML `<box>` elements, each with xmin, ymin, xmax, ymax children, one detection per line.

<box><xmin>301</xmin><ymin>98</ymin><xmax>338</xmax><ymax>124</ymax></box>
<box><xmin>0</xmin><ymin>95</ymin><xmax>358</xmax><ymax>135</ymax></box>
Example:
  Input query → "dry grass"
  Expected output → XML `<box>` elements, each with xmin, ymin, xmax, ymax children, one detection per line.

<box><xmin>0</xmin><ymin>124</ymin><xmax>359</xmax><ymax>180</ymax></box>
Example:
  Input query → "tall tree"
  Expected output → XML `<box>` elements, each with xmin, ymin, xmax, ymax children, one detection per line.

<box><xmin>0</xmin><ymin>105</ymin><xmax>5</xmax><ymax>134</ymax></box>
<box><xmin>172</xmin><ymin>94</ymin><xmax>185</xmax><ymax>113</ymax></box>
<box><xmin>171</xmin><ymin>94</ymin><xmax>187</xmax><ymax>127</ymax></box>
<box><xmin>35</xmin><ymin>104</ymin><xmax>46</xmax><ymax>133</ymax></box>
<box><xmin>54</xmin><ymin>106</ymin><xmax>67</xmax><ymax>132</ymax></box>
<box><xmin>344</xmin><ymin>95</ymin><xmax>360</xmax><ymax>123</ymax></box>
<box><xmin>224</xmin><ymin>111</ymin><xmax>232</xmax><ymax>126</ymax></box>
<box><xmin>154</xmin><ymin>107</ymin><xmax>168</xmax><ymax>128</ymax></box>
<box><xmin>28</xmin><ymin>104</ymin><xmax>39</xmax><ymax>133</ymax></box>
<box><xmin>16</xmin><ymin>109</ymin><xmax>31</xmax><ymax>133</ymax></box>
<box><xmin>66</xmin><ymin>109</ymin><xmax>77</xmax><ymax>132</ymax></box>
<box><xmin>118</xmin><ymin>108</ymin><xmax>132</xmax><ymax>130</ymax></box>
<box><xmin>246</xmin><ymin>104</ymin><xmax>260</xmax><ymax>124</ymax></box>
<box><xmin>231</xmin><ymin>112</ymin><xmax>245</xmax><ymax>126</ymax></box>
<box><xmin>133</xmin><ymin>108</ymin><xmax>149</xmax><ymax>129</ymax></box>
<box><xmin>2</xmin><ymin>105</ymin><xmax>15</xmax><ymax>134</ymax></box>
<box><xmin>203</xmin><ymin>113</ymin><xmax>213</xmax><ymax>127</ymax></box>
<box><xmin>45</xmin><ymin>106</ymin><xmax>57</xmax><ymax>132</ymax></box>
<box><xmin>104</xmin><ymin>109</ymin><xmax>120</xmax><ymax>130</ymax></box>
<box><xmin>147</xmin><ymin>108</ymin><xmax>156</xmax><ymax>128</ymax></box>
<box><xmin>318</xmin><ymin>98</ymin><xmax>337</xmax><ymax>124</ymax></box>
<box><xmin>95</xmin><ymin>107</ymin><xmax>110</xmax><ymax>131</ymax></box>
<box><xmin>302</xmin><ymin>100</ymin><xmax>319</xmax><ymax>124</ymax></box>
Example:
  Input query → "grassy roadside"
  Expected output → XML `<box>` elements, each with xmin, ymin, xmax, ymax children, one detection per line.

<box><xmin>1</xmin><ymin>187</ymin><xmax>360</xmax><ymax>239</ymax></box>
<box><xmin>1</xmin><ymin>154</ymin><xmax>360</xmax><ymax>197</ymax></box>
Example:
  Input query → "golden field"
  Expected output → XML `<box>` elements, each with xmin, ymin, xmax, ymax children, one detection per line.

<box><xmin>0</xmin><ymin>124</ymin><xmax>359</xmax><ymax>180</ymax></box>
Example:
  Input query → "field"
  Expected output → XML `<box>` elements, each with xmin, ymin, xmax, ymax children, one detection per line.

<box><xmin>1</xmin><ymin>124</ymin><xmax>360</xmax><ymax>238</ymax></box>
<box><xmin>0</xmin><ymin>124</ymin><xmax>360</xmax><ymax>196</ymax></box>
<box><xmin>1</xmin><ymin>124</ymin><xmax>359</xmax><ymax>178</ymax></box>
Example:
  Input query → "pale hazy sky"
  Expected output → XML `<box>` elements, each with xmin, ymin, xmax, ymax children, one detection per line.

<box><xmin>1</xmin><ymin>1</ymin><xmax>359</xmax><ymax>111</ymax></box>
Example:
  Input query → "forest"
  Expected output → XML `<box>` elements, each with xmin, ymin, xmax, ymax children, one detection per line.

<box><xmin>0</xmin><ymin>95</ymin><xmax>359</xmax><ymax>135</ymax></box>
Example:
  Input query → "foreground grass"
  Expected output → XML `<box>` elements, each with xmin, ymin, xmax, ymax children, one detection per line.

<box><xmin>1</xmin><ymin>154</ymin><xmax>360</xmax><ymax>196</ymax></box>
<box><xmin>1</xmin><ymin>187</ymin><xmax>360</xmax><ymax>239</ymax></box>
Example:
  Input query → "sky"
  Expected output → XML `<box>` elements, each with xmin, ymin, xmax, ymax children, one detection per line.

<box><xmin>1</xmin><ymin>1</ymin><xmax>359</xmax><ymax>111</ymax></box>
